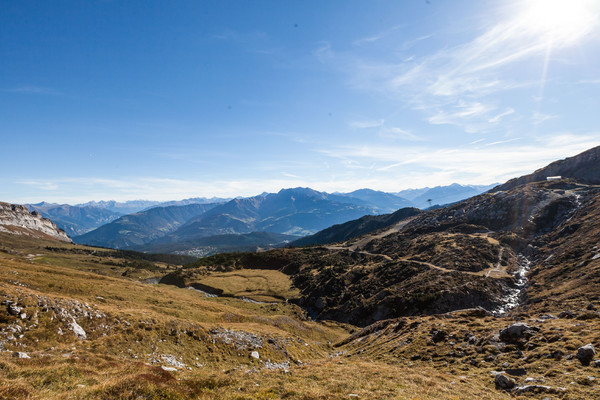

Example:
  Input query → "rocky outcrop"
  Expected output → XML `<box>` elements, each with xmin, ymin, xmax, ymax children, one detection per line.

<box><xmin>0</xmin><ymin>202</ymin><xmax>71</xmax><ymax>242</ymax></box>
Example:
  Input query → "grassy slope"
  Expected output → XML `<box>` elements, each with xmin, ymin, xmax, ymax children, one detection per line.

<box><xmin>1</xmin><ymin>233</ymin><xmax>599</xmax><ymax>399</ymax></box>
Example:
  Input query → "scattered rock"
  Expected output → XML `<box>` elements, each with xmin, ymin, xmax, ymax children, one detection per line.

<box><xmin>513</xmin><ymin>385</ymin><xmax>567</xmax><ymax>395</ymax></box>
<box><xmin>160</xmin><ymin>354</ymin><xmax>185</xmax><ymax>368</ymax></box>
<box><xmin>576</xmin><ymin>344</ymin><xmax>596</xmax><ymax>366</ymax></box>
<box><xmin>69</xmin><ymin>320</ymin><xmax>87</xmax><ymax>340</ymax></box>
<box><xmin>576</xmin><ymin>311</ymin><xmax>600</xmax><ymax>320</ymax></box>
<box><xmin>549</xmin><ymin>350</ymin><xmax>564</xmax><ymax>360</ymax></box>
<box><xmin>430</xmin><ymin>329</ymin><xmax>447</xmax><ymax>343</ymax></box>
<box><xmin>264</xmin><ymin>360</ymin><xmax>289</xmax><ymax>372</ymax></box>
<box><xmin>210</xmin><ymin>328</ymin><xmax>263</xmax><ymax>350</ymax></box>
<box><xmin>538</xmin><ymin>314</ymin><xmax>556</xmax><ymax>320</ymax></box>
<box><xmin>558</xmin><ymin>310</ymin><xmax>576</xmax><ymax>319</ymax></box>
<box><xmin>7</xmin><ymin>304</ymin><xmax>23</xmax><ymax>316</ymax></box>
<box><xmin>499</xmin><ymin>323</ymin><xmax>539</xmax><ymax>343</ymax></box>
<box><xmin>12</xmin><ymin>351</ymin><xmax>30</xmax><ymax>359</ymax></box>
<box><xmin>505</xmin><ymin>368</ymin><xmax>527</xmax><ymax>376</ymax></box>
<box><xmin>493</xmin><ymin>372</ymin><xmax>516</xmax><ymax>390</ymax></box>
<box><xmin>525</xmin><ymin>377</ymin><xmax>544</xmax><ymax>383</ymax></box>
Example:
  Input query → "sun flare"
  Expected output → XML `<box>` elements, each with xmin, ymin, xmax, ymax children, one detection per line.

<box><xmin>517</xmin><ymin>0</ymin><xmax>598</xmax><ymax>45</ymax></box>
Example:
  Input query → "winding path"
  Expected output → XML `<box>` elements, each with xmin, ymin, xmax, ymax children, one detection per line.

<box><xmin>325</xmin><ymin>224</ymin><xmax>511</xmax><ymax>279</ymax></box>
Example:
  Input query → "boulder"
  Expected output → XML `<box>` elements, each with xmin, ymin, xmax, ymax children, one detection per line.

<box><xmin>7</xmin><ymin>304</ymin><xmax>23</xmax><ymax>316</ymax></box>
<box><xmin>430</xmin><ymin>329</ymin><xmax>447</xmax><ymax>343</ymax></box>
<box><xmin>69</xmin><ymin>319</ymin><xmax>87</xmax><ymax>340</ymax></box>
<box><xmin>251</xmin><ymin>351</ymin><xmax>260</xmax><ymax>360</ymax></box>
<box><xmin>576</xmin><ymin>344</ymin><xmax>596</xmax><ymax>366</ymax></box>
<box><xmin>499</xmin><ymin>323</ymin><xmax>539</xmax><ymax>343</ymax></box>
<box><xmin>12</xmin><ymin>351</ymin><xmax>30</xmax><ymax>359</ymax></box>
<box><xmin>493</xmin><ymin>372</ymin><xmax>516</xmax><ymax>390</ymax></box>
<box><xmin>557</xmin><ymin>310</ymin><xmax>576</xmax><ymax>319</ymax></box>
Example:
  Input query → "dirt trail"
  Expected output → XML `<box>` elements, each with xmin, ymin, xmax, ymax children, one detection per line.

<box><xmin>348</xmin><ymin>217</ymin><xmax>417</xmax><ymax>251</ymax></box>
<box><xmin>484</xmin><ymin>248</ymin><xmax>509</xmax><ymax>278</ymax></box>
<box><xmin>325</xmin><ymin>221</ymin><xmax>513</xmax><ymax>279</ymax></box>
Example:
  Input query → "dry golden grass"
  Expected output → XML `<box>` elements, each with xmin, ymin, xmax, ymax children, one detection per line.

<box><xmin>192</xmin><ymin>269</ymin><xmax>300</xmax><ymax>302</ymax></box>
<box><xmin>0</xmin><ymin>352</ymin><xmax>515</xmax><ymax>399</ymax></box>
<box><xmin>1</xmin><ymin>233</ymin><xmax>599</xmax><ymax>399</ymax></box>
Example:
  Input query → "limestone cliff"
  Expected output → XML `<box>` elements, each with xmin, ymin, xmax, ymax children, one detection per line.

<box><xmin>0</xmin><ymin>202</ymin><xmax>72</xmax><ymax>242</ymax></box>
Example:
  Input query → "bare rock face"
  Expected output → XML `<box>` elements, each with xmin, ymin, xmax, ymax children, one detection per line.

<box><xmin>0</xmin><ymin>202</ymin><xmax>71</xmax><ymax>242</ymax></box>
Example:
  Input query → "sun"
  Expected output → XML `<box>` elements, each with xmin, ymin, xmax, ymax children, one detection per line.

<box><xmin>515</xmin><ymin>0</ymin><xmax>598</xmax><ymax>45</ymax></box>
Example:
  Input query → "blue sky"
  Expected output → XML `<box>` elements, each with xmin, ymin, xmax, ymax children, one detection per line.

<box><xmin>1</xmin><ymin>0</ymin><xmax>600</xmax><ymax>203</ymax></box>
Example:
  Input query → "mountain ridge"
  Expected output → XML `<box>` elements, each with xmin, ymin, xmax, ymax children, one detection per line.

<box><xmin>26</xmin><ymin>202</ymin><xmax>122</xmax><ymax>236</ymax></box>
<box><xmin>0</xmin><ymin>202</ymin><xmax>71</xmax><ymax>242</ymax></box>
<box><xmin>493</xmin><ymin>145</ymin><xmax>600</xmax><ymax>191</ymax></box>
<box><xmin>73</xmin><ymin>203</ymin><xmax>219</xmax><ymax>248</ymax></box>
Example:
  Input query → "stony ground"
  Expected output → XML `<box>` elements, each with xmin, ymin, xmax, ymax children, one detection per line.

<box><xmin>0</xmin><ymin>233</ymin><xmax>597</xmax><ymax>399</ymax></box>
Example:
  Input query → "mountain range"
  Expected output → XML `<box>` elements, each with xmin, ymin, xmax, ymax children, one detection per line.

<box><xmin>26</xmin><ymin>202</ymin><xmax>123</xmax><ymax>237</ymax></box>
<box><xmin>69</xmin><ymin>184</ymin><xmax>492</xmax><ymax>256</ymax></box>
<box><xmin>75</xmin><ymin>197</ymin><xmax>231</xmax><ymax>215</ymax></box>
<box><xmin>73</xmin><ymin>203</ymin><xmax>220</xmax><ymax>249</ymax></box>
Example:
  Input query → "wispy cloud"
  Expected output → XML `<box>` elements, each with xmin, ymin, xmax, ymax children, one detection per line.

<box><xmin>3</xmin><ymin>86</ymin><xmax>62</xmax><ymax>95</ymax></box>
<box><xmin>485</xmin><ymin>138</ymin><xmax>520</xmax><ymax>146</ymax></box>
<box><xmin>318</xmin><ymin>133</ymin><xmax>600</xmax><ymax>186</ymax></box>
<box><xmin>532</xmin><ymin>112</ymin><xmax>557</xmax><ymax>125</ymax></box>
<box><xmin>348</xmin><ymin>118</ymin><xmax>424</xmax><ymax>141</ymax></box>
<box><xmin>353</xmin><ymin>25</ymin><xmax>405</xmax><ymax>46</ymax></box>
<box><xmin>488</xmin><ymin>108</ymin><xmax>515</xmax><ymax>123</ymax></box>
<box><xmin>16</xmin><ymin>180</ymin><xmax>59</xmax><ymax>190</ymax></box>
<box><xmin>379</xmin><ymin>126</ymin><xmax>424</xmax><ymax>141</ymax></box>
<box><xmin>428</xmin><ymin>101</ymin><xmax>493</xmax><ymax>125</ymax></box>
<box><xmin>348</xmin><ymin>119</ymin><xmax>384</xmax><ymax>129</ymax></box>
<box><xmin>8</xmin><ymin>133</ymin><xmax>599</xmax><ymax>204</ymax></box>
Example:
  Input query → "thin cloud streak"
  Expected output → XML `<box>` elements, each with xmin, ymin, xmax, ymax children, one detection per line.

<box><xmin>3</xmin><ymin>86</ymin><xmax>62</xmax><ymax>95</ymax></box>
<box><xmin>8</xmin><ymin>134</ymin><xmax>598</xmax><ymax>204</ymax></box>
<box><xmin>320</xmin><ymin>133</ymin><xmax>600</xmax><ymax>183</ymax></box>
